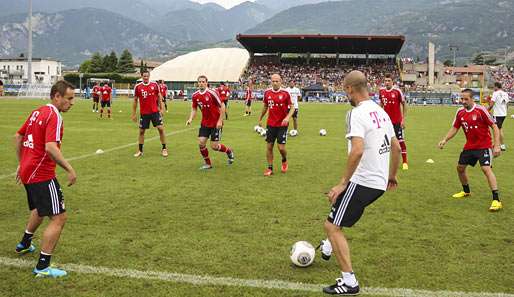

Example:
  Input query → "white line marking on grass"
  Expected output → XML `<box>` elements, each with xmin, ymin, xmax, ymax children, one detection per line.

<box><xmin>1</xmin><ymin>257</ymin><xmax>512</xmax><ymax>297</ymax></box>
<box><xmin>0</xmin><ymin>127</ymin><xmax>195</xmax><ymax>180</ymax></box>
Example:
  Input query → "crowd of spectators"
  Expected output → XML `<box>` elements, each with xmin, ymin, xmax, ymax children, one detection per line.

<box><xmin>489</xmin><ymin>66</ymin><xmax>514</xmax><ymax>92</ymax></box>
<box><xmin>241</xmin><ymin>57</ymin><xmax>400</xmax><ymax>91</ymax></box>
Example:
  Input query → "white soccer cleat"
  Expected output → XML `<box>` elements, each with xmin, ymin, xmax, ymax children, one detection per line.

<box><xmin>162</xmin><ymin>148</ymin><xmax>169</xmax><ymax>157</ymax></box>
<box><xmin>133</xmin><ymin>151</ymin><xmax>143</xmax><ymax>158</ymax></box>
<box><xmin>319</xmin><ymin>239</ymin><xmax>332</xmax><ymax>261</ymax></box>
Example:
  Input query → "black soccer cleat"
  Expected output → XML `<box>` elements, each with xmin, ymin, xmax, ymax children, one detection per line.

<box><xmin>227</xmin><ymin>150</ymin><xmax>235</xmax><ymax>164</ymax></box>
<box><xmin>323</xmin><ymin>278</ymin><xmax>359</xmax><ymax>295</ymax></box>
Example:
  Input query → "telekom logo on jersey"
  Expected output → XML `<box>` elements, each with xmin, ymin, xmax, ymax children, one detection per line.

<box><xmin>370</xmin><ymin>111</ymin><xmax>382</xmax><ymax>128</ymax></box>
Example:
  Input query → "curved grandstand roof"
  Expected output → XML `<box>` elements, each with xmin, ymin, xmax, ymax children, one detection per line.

<box><xmin>150</xmin><ymin>48</ymin><xmax>250</xmax><ymax>82</ymax></box>
<box><xmin>237</xmin><ymin>34</ymin><xmax>405</xmax><ymax>55</ymax></box>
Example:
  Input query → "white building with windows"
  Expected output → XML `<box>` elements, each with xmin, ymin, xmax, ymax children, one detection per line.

<box><xmin>0</xmin><ymin>58</ymin><xmax>62</xmax><ymax>84</ymax></box>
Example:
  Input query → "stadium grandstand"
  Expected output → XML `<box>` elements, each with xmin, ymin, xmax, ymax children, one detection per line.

<box><xmin>237</xmin><ymin>34</ymin><xmax>404</xmax><ymax>94</ymax></box>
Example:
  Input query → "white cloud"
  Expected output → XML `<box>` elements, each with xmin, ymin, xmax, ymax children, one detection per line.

<box><xmin>191</xmin><ymin>0</ymin><xmax>254</xmax><ymax>9</ymax></box>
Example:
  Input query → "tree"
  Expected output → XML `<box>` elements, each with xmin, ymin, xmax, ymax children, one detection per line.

<box><xmin>104</xmin><ymin>51</ymin><xmax>118</xmax><ymax>72</ymax></box>
<box><xmin>90</xmin><ymin>52</ymin><xmax>105</xmax><ymax>73</ymax></box>
<box><xmin>118</xmin><ymin>49</ymin><xmax>135</xmax><ymax>73</ymax></box>
<box><xmin>79</xmin><ymin>60</ymin><xmax>92</xmax><ymax>73</ymax></box>
<box><xmin>443</xmin><ymin>59</ymin><xmax>453</xmax><ymax>67</ymax></box>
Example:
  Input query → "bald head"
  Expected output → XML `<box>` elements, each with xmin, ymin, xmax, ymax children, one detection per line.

<box><xmin>344</xmin><ymin>70</ymin><xmax>369</xmax><ymax>106</ymax></box>
<box><xmin>271</xmin><ymin>73</ymin><xmax>282</xmax><ymax>90</ymax></box>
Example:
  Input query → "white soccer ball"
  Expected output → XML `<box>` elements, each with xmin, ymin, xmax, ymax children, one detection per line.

<box><xmin>260</xmin><ymin>129</ymin><xmax>267</xmax><ymax>137</ymax></box>
<box><xmin>289</xmin><ymin>129</ymin><xmax>298</xmax><ymax>137</ymax></box>
<box><xmin>511</xmin><ymin>114</ymin><xmax>514</xmax><ymax>119</ymax></box>
<box><xmin>319</xmin><ymin>129</ymin><xmax>327</xmax><ymax>136</ymax></box>
<box><xmin>254</xmin><ymin>125</ymin><xmax>261</xmax><ymax>132</ymax></box>
<box><xmin>290</xmin><ymin>241</ymin><xmax>315</xmax><ymax>267</ymax></box>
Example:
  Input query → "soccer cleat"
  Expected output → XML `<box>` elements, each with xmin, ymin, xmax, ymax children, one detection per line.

<box><xmin>281</xmin><ymin>161</ymin><xmax>288</xmax><ymax>173</ymax></box>
<box><xmin>16</xmin><ymin>243</ymin><xmax>35</xmax><ymax>255</ymax></box>
<box><xmin>489</xmin><ymin>200</ymin><xmax>503</xmax><ymax>212</ymax></box>
<box><xmin>133</xmin><ymin>151</ymin><xmax>143</xmax><ymax>158</ymax></box>
<box><xmin>162</xmin><ymin>148</ymin><xmax>169</xmax><ymax>157</ymax></box>
<box><xmin>323</xmin><ymin>278</ymin><xmax>360</xmax><ymax>295</ymax></box>
<box><xmin>452</xmin><ymin>191</ymin><xmax>471</xmax><ymax>198</ymax></box>
<box><xmin>319</xmin><ymin>239</ymin><xmax>332</xmax><ymax>261</ymax></box>
<box><xmin>402</xmin><ymin>163</ymin><xmax>409</xmax><ymax>170</ymax></box>
<box><xmin>199</xmin><ymin>164</ymin><xmax>212</xmax><ymax>170</ymax></box>
<box><xmin>33</xmin><ymin>266</ymin><xmax>67</xmax><ymax>278</ymax></box>
<box><xmin>227</xmin><ymin>150</ymin><xmax>235</xmax><ymax>164</ymax></box>
<box><xmin>263</xmin><ymin>168</ymin><xmax>273</xmax><ymax>176</ymax></box>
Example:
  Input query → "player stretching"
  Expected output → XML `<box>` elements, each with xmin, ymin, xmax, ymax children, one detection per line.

<box><xmin>323</xmin><ymin>71</ymin><xmax>400</xmax><ymax>295</ymax></box>
<box><xmin>286</xmin><ymin>80</ymin><xmax>301</xmax><ymax>132</ymax></box>
<box><xmin>438</xmin><ymin>89</ymin><xmax>502</xmax><ymax>212</ymax></box>
<box><xmin>14</xmin><ymin>80</ymin><xmax>77</xmax><ymax>277</ymax></box>
<box><xmin>258</xmin><ymin>74</ymin><xmax>295</xmax><ymax>176</ymax></box>
<box><xmin>217</xmin><ymin>82</ymin><xmax>230</xmax><ymax>120</ymax></box>
<box><xmin>92</xmin><ymin>81</ymin><xmax>100</xmax><ymax>112</ymax></box>
<box><xmin>186</xmin><ymin>75</ymin><xmax>234</xmax><ymax>169</ymax></box>
<box><xmin>132</xmin><ymin>71</ymin><xmax>168</xmax><ymax>157</ymax></box>
<box><xmin>244</xmin><ymin>83</ymin><xmax>253</xmax><ymax>116</ymax></box>
<box><xmin>159</xmin><ymin>80</ymin><xmax>169</xmax><ymax>113</ymax></box>
<box><xmin>488</xmin><ymin>82</ymin><xmax>509</xmax><ymax>151</ymax></box>
<box><xmin>99</xmin><ymin>82</ymin><xmax>112</xmax><ymax>119</ymax></box>
<box><xmin>379</xmin><ymin>73</ymin><xmax>408</xmax><ymax>169</ymax></box>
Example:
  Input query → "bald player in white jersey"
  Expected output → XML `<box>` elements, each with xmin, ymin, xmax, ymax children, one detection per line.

<box><xmin>286</xmin><ymin>80</ymin><xmax>301</xmax><ymax>132</ymax></box>
<box><xmin>321</xmin><ymin>71</ymin><xmax>401</xmax><ymax>295</ymax></box>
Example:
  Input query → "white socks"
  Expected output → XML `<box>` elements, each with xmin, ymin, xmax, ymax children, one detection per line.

<box><xmin>342</xmin><ymin>271</ymin><xmax>358</xmax><ymax>287</ymax></box>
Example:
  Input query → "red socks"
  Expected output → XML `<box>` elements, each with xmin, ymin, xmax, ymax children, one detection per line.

<box><xmin>200</xmin><ymin>146</ymin><xmax>211</xmax><ymax>165</ymax></box>
<box><xmin>399</xmin><ymin>140</ymin><xmax>407</xmax><ymax>163</ymax></box>
<box><xmin>216</xmin><ymin>144</ymin><xmax>231</xmax><ymax>153</ymax></box>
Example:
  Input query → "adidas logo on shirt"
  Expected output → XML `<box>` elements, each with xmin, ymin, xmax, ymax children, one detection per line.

<box><xmin>378</xmin><ymin>134</ymin><xmax>391</xmax><ymax>155</ymax></box>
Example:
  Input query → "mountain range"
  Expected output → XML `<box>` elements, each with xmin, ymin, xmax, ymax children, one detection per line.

<box><xmin>0</xmin><ymin>0</ymin><xmax>512</xmax><ymax>66</ymax></box>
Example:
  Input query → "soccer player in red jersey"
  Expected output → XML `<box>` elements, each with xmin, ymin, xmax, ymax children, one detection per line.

<box><xmin>438</xmin><ymin>89</ymin><xmax>502</xmax><ymax>212</ymax></box>
<box><xmin>244</xmin><ymin>83</ymin><xmax>253</xmax><ymax>116</ymax></box>
<box><xmin>132</xmin><ymin>71</ymin><xmax>168</xmax><ymax>157</ymax></box>
<box><xmin>217</xmin><ymin>82</ymin><xmax>230</xmax><ymax>120</ymax></box>
<box><xmin>186</xmin><ymin>75</ymin><xmax>234</xmax><ymax>170</ymax></box>
<box><xmin>99</xmin><ymin>82</ymin><xmax>112</xmax><ymax>119</ymax></box>
<box><xmin>159</xmin><ymin>80</ymin><xmax>169</xmax><ymax>113</ymax></box>
<box><xmin>379</xmin><ymin>73</ymin><xmax>408</xmax><ymax>170</ymax></box>
<box><xmin>258</xmin><ymin>74</ymin><xmax>295</xmax><ymax>176</ymax></box>
<box><xmin>14</xmin><ymin>80</ymin><xmax>77</xmax><ymax>277</ymax></box>
<box><xmin>91</xmin><ymin>81</ymin><xmax>100</xmax><ymax>113</ymax></box>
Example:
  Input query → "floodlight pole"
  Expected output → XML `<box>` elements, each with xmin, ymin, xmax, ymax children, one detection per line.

<box><xmin>449</xmin><ymin>45</ymin><xmax>458</xmax><ymax>67</ymax></box>
<box><xmin>27</xmin><ymin>0</ymin><xmax>33</xmax><ymax>84</ymax></box>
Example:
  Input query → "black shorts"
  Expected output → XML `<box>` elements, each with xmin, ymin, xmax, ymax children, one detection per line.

<box><xmin>494</xmin><ymin>116</ymin><xmax>506</xmax><ymax>129</ymax></box>
<box><xmin>266</xmin><ymin>126</ymin><xmax>288</xmax><ymax>144</ymax></box>
<box><xmin>327</xmin><ymin>182</ymin><xmax>384</xmax><ymax>227</ymax></box>
<box><xmin>198</xmin><ymin>126</ymin><xmax>222</xmax><ymax>141</ymax></box>
<box><xmin>292</xmin><ymin>108</ymin><xmax>299</xmax><ymax>119</ymax></box>
<box><xmin>393</xmin><ymin>123</ymin><xmax>404</xmax><ymax>141</ymax></box>
<box><xmin>224</xmin><ymin>100</ymin><xmax>229</xmax><ymax>108</ymax></box>
<box><xmin>93</xmin><ymin>96</ymin><xmax>99</xmax><ymax>103</ymax></box>
<box><xmin>458</xmin><ymin>149</ymin><xmax>492</xmax><ymax>167</ymax></box>
<box><xmin>139</xmin><ymin>112</ymin><xmax>163</xmax><ymax>129</ymax></box>
<box><xmin>101</xmin><ymin>100</ymin><xmax>111</xmax><ymax>108</ymax></box>
<box><xmin>245</xmin><ymin>100</ymin><xmax>252</xmax><ymax>107</ymax></box>
<box><xmin>24</xmin><ymin>178</ymin><xmax>65</xmax><ymax>217</ymax></box>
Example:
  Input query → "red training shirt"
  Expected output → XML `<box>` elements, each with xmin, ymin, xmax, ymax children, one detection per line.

<box><xmin>101</xmin><ymin>85</ymin><xmax>112</xmax><ymax>101</ymax></box>
<box><xmin>452</xmin><ymin>104</ymin><xmax>495</xmax><ymax>150</ymax></box>
<box><xmin>379</xmin><ymin>87</ymin><xmax>405</xmax><ymax>124</ymax></box>
<box><xmin>263</xmin><ymin>88</ymin><xmax>292</xmax><ymax>127</ymax></box>
<box><xmin>17</xmin><ymin>104</ymin><xmax>63</xmax><ymax>184</ymax></box>
<box><xmin>216</xmin><ymin>85</ymin><xmax>230</xmax><ymax>103</ymax></box>
<box><xmin>192</xmin><ymin>88</ymin><xmax>222</xmax><ymax>128</ymax></box>
<box><xmin>160</xmin><ymin>83</ymin><xmax>168</xmax><ymax>98</ymax></box>
<box><xmin>134</xmin><ymin>82</ymin><xmax>161</xmax><ymax>115</ymax></box>
<box><xmin>92</xmin><ymin>85</ymin><xmax>100</xmax><ymax>98</ymax></box>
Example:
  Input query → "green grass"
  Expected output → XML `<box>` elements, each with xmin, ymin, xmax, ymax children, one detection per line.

<box><xmin>0</xmin><ymin>98</ymin><xmax>513</xmax><ymax>296</ymax></box>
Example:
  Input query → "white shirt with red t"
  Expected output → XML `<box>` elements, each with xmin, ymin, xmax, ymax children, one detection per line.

<box><xmin>192</xmin><ymin>88</ymin><xmax>222</xmax><ymax>128</ymax></box>
<box><xmin>379</xmin><ymin>87</ymin><xmax>405</xmax><ymax>125</ymax></box>
<box><xmin>263</xmin><ymin>88</ymin><xmax>292</xmax><ymax>127</ymax></box>
<box><xmin>17</xmin><ymin>104</ymin><xmax>63</xmax><ymax>184</ymax></box>
<box><xmin>452</xmin><ymin>104</ymin><xmax>495</xmax><ymax>150</ymax></box>
<box><xmin>134</xmin><ymin>81</ymin><xmax>161</xmax><ymax>115</ymax></box>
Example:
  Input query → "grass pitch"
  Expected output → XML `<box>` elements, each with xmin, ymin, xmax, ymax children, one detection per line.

<box><xmin>0</xmin><ymin>98</ymin><xmax>513</xmax><ymax>297</ymax></box>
